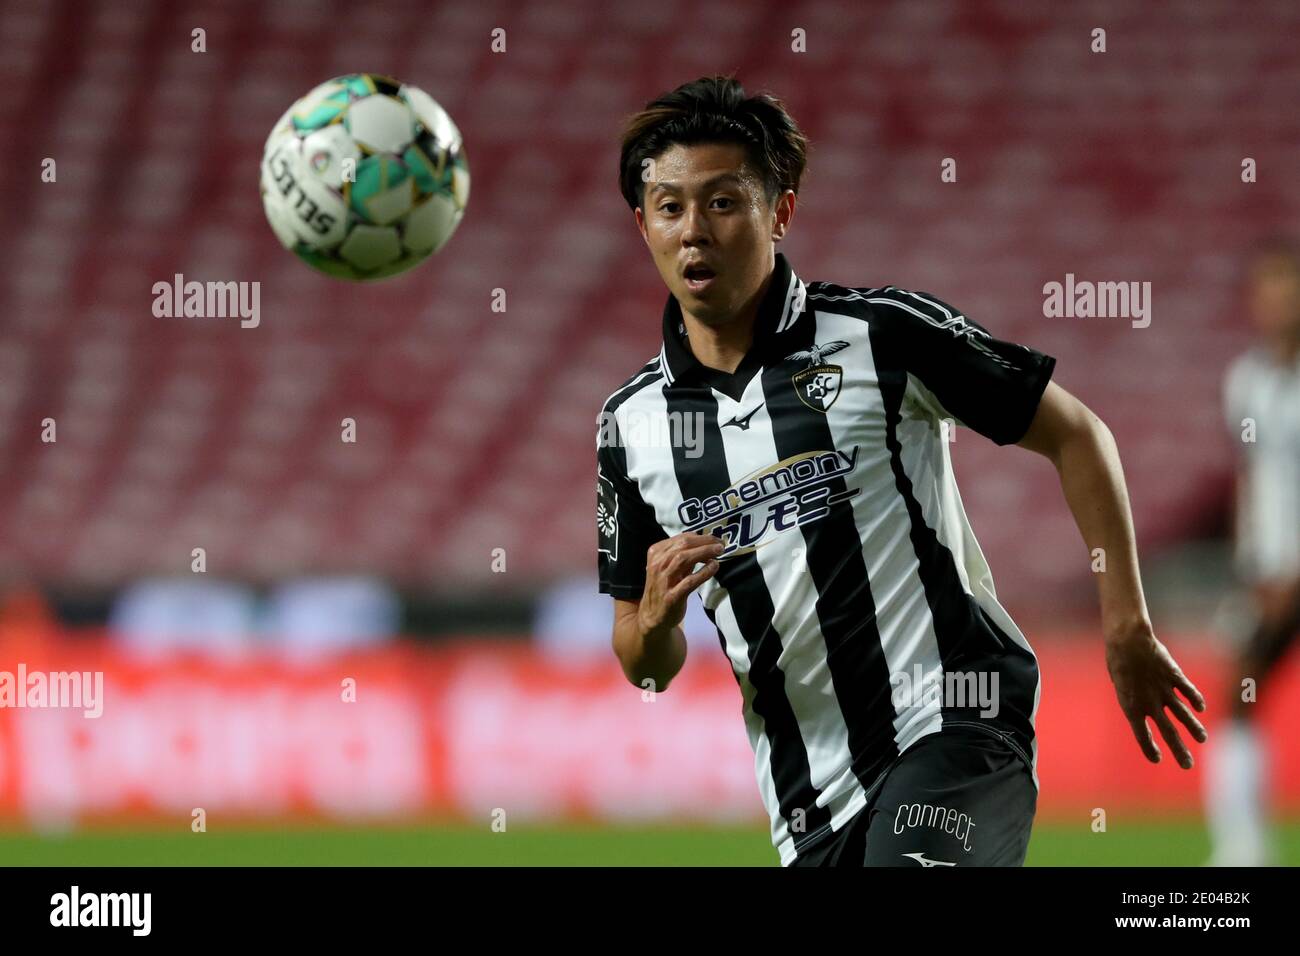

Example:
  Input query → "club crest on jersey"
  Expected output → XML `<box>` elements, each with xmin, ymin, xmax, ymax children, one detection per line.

<box><xmin>791</xmin><ymin>366</ymin><xmax>842</xmax><ymax>412</ymax></box>
<box><xmin>786</xmin><ymin>341</ymin><xmax>848</xmax><ymax>412</ymax></box>
<box><xmin>786</xmin><ymin>341</ymin><xmax>849</xmax><ymax>369</ymax></box>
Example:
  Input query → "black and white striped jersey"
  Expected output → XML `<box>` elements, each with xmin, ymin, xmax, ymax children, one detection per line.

<box><xmin>596</xmin><ymin>253</ymin><xmax>1055</xmax><ymax>865</ymax></box>
<box><xmin>1224</xmin><ymin>347</ymin><xmax>1300</xmax><ymax>581</ymax></box>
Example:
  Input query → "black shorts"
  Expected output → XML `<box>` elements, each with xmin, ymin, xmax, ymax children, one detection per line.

<box><xmin>790</xmin><ymin>725</ymin><xmax>1037</xmax><ymax>867</ymax></box>
<box><xmin>1240</xmin><ymin>592</ymin><xmax>1300</xmax><ymax>677</ymax></box>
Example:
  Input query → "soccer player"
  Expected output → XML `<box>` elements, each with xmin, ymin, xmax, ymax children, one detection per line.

<box><xmin>597</xmin><ymin>76</ymin><xmax>1206</xmax><ymax>866</ymax></box>
<box><xmin>1205</xmin><ymin>238</ymin><xmax>1300</xmax><ymax>867</ymax></box>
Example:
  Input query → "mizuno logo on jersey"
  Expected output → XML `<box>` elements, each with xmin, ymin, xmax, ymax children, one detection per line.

<box><xmin>722</xmin><ymin>407</ymin><xmax>761</xmax><ymax>430</ymax></box>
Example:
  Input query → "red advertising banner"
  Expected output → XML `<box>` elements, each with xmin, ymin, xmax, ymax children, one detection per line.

<box><xmin>0</xmin><ymin>633</ymin><xmax>1296</xmax><ymax>825</ymax></box>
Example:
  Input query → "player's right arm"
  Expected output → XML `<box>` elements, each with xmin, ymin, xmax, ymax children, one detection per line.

<box><xmin>611</xmin><ymin>533</ymin><xmax>723</xmax><ymax>691</ymax></box>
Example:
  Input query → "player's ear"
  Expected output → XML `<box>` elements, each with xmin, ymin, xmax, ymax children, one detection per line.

<box><xmin>771</xmin><ymin>189</ymin><xmax>795</xmax><ymax>243</ymax></box>
<box><xmin>634</xmin><ymin>206</ymin><xmax>649</xmax><ymax>245</ymax></box>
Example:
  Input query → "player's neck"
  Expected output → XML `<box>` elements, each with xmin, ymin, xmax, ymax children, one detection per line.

<box><xmin>680</xmin><ymin>311</ymin><xmax>753</xmax><ymax>375</ymax></box>
<box><xmin>679</xmin><ymin>268</ymin><xmax>774</xmax><ymax>375</ymax></box>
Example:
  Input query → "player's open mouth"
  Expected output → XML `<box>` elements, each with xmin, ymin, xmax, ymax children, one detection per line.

<box><xmin>683</xmin><ymin>264</ymin><xmax>717</xmax><ymax>293</ymax></box>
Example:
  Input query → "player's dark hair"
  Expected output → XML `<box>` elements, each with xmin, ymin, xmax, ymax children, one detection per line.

<box><xmin>617</xmin><ymin>75</ymin><xmax>809</xmax><ymax>212</ymax></box>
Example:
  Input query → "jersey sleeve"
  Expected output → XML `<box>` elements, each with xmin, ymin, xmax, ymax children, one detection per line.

<box><xmin>1222</xmin><ymin>353</ymin><xmax>1251</xmax><ymax>446</ymax></box>
<box><xmin>871</xmin><ymin>288</ymin><xmax>1056</xmax><ymax>446</ymax></box>
<box><xmin>597</xmin><ymin>411</ymin><xmax>666</xmax><ymax>599</ymax></box>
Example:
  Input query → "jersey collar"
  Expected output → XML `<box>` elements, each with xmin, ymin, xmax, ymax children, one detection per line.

<box><xmin>658</xmin><ymin>252</ymin><xmax>809</xmax><ymax>394</ymax></box>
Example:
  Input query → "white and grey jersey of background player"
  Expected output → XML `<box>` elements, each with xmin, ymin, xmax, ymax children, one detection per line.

<box><xmin>1224</xmin><ymin>348</ymin><xmax>1300</xmax><ymax>582</ymax></box>
<box><xmin>596</xmin><ymin>253</ymin><xmax>1056</xmax><ymax>865</ymax></box>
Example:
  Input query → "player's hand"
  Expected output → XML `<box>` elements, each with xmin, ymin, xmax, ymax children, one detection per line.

<box><xmin>1103</xmin><ymin>621</ymin><xmax>1207</xmax><ymax>769</ymax></box>
<box><xmin>637</xmin><ymin>532</ymin><xmax>724</xmax><ymax>639</ymax></box>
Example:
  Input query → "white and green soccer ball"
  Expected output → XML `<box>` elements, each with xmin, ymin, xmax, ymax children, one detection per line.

<box><xmin>260</xmin><ymin>73</ymin><xmax>469</xmax><ymax>281</ymax></box>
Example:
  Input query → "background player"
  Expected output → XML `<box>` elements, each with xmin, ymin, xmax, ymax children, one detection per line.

<box><xmin>1205</xmin><ymin>238</ymin><xmax>1300</xmax><ymax>866</ymax></box>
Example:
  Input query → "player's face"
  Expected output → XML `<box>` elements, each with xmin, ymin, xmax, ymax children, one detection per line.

<box><xmin>1248</xmin><ymin>253</ymin><xmax>1300</xmax><ymax>339</ymax></box>
<box><xmin>635</xmin><ymin>142</ymin><xmax>793</xmax><ymax>325</ymax></box>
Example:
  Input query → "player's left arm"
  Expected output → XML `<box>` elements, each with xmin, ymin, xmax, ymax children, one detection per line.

<box><xmin>1017</xmin><ymin>380</ymin><xmax>1208</xmax><ymax>768</ymax></box>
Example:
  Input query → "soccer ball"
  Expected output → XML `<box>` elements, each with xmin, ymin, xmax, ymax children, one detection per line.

<box><xmin>260</xmin><ymin>73</ymin><xmax>470</xmax><ymax>281</ymax></box>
